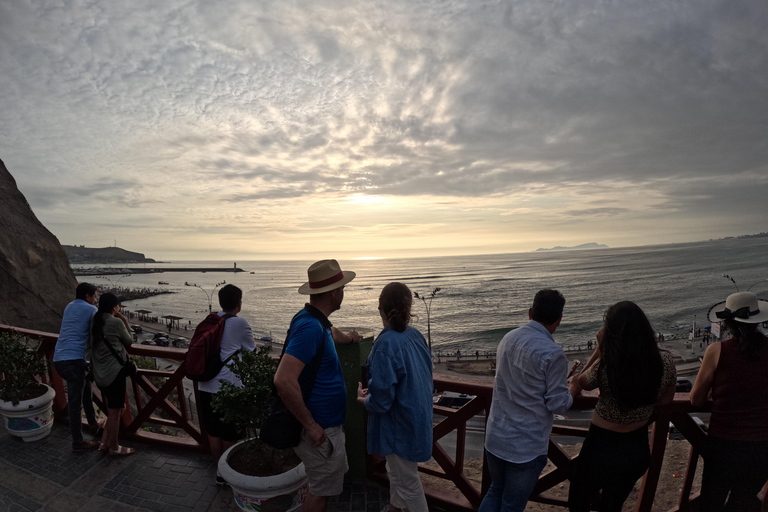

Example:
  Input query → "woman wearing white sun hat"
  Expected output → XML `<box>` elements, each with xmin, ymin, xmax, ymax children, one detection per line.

<box><xmin>691</xmin><ymin>291</ymin><xmax>768</xmax><ymax>512</ymax></box>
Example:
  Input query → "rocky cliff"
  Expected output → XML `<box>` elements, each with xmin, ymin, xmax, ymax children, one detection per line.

<box><xmin>0</xmin><ymin>158</ymin><xmax>77</xmax><ymax>333</ymax></box>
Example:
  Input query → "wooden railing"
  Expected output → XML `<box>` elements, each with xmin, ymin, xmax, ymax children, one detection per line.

<box><xmin>369</xmin><ymin>373</ymin><xmax>767</xmax><ymax>512</ymax></box>
<box><xmin>0</xmin><ymin>323</ymin><xmax>210</xmax><ymax>451</ymax></box>
<box><xmin>4</xmin><ymin>323</ymin><xmax>766</xmax><ymax>511</ymax></box>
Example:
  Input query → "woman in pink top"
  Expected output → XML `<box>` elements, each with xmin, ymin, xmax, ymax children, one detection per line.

<box><xmin>691</xmin><ymin>291</ymin><xmax>768</xmax><ymax>512</ymax></box>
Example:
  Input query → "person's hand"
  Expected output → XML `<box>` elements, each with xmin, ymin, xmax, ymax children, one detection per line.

<box><xmin>306</xmin><ymin>421</ymin><xmax>326</xmax><ymax>447</ymax></box>
<box><xmin>568</xmin><ymin>360</ymin><xmax>582</xmax><ymax>378</ymax></box>
<box><xmin>348</xmin><ymin>331</ymin><xmax>362</xmax><ymax>343</ymax></box>
<box><xmin>569</xmin><ymin>375</ymin><xmax>583</xmax><ymax>397</ymax></box>
<box><xmin>356</xmin><ymin>382</ymin><xmax>368</xmax><ymax>404</ymax></box>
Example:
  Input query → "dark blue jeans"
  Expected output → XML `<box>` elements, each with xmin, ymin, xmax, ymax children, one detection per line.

<box><xmin>479</xmin><ymin>450</ymin><xmax>548</xmax><ymax>512</ymax></box>
<box><xmin>54</xmin><ymin>359</ymin><xmax>97</xmax><ymax>443</ymax></box>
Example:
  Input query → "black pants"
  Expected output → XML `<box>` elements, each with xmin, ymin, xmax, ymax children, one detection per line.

<box><xmin>53</xmin><ymin>359</ymin><xmax>97</xmax><ymax>443</ymax></box>
<box><xmin>700</xmin><ymin>436</ymin><xmax>768</xmax><ymax>512</ymax></box>
<box><xmin>569</xmin><ymin>423</ymin><xmax>650</xmax><ymax>512</ymax></box>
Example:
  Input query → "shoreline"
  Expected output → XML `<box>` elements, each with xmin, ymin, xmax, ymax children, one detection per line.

<box><xmin>127</xmin><ymin>311</ymin><xmax>708</xmax><ymax>381</ymax></box>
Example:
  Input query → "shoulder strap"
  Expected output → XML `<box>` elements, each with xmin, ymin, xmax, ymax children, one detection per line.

<box><xmin>218</xmin><ymin>313</ymin><xmax>239</xmax><ymax>364</ymax></box>
<box><xmin>281</xmin><ymin>309</ymin><xmax>328</xmax><ymax>403</ymax></box>
<box><xmin>102</xmin><ymin>331</ymin><xmax>128</xmax><ymax>367</ymax></box>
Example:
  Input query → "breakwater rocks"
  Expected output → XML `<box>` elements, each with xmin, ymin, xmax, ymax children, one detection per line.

<box><xmin>100</xmin><ymin>286</ymin><xmax>175</xmax><ymax>301</ymax></box>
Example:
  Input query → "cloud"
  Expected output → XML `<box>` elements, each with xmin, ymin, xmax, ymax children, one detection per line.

<box><xmin>1</xmin><ymin>0</ymin><xmax>767</xmax><ymax>257</ymax></box>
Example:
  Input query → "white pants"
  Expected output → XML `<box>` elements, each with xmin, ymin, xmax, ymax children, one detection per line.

<box><xmin>386</xmin><ymin>454</ymin><xmax>429</xmax><ymax>512</ymax></box>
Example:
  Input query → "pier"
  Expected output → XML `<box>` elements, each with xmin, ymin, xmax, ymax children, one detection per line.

<box><xmin>74</xmin><ymin>267</ymin><xmax>244</xmax><ymax>276</ymax></box>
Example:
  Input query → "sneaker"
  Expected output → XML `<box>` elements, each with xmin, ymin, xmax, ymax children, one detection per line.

<box><xmin>72</xmin><ymin>440</ymin><xmax>100</xmax><ymax>451</ymax></box>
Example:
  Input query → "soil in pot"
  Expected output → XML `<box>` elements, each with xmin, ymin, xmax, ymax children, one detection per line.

<box><xmin>229</xmin><ymin>439</ymin><xmax>302</xmax><ymax>476</ymax></box>
<box><xmin>13</xmin><ymin>383</ymin><xmax>50</xmax><ymax>403</ymax></box>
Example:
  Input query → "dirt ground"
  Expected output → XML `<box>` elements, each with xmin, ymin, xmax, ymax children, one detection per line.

<box><xmin>422</xmin><ymin>440</ymin><xmax>703</xmax><ymax>512</ymax></box>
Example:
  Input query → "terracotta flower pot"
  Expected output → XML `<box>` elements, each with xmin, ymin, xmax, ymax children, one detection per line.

<box><xmin>219</xmin><ymin>440</ymin><xmax>308</xmax><ymax>512</ymax></box>
<box><xmin>0</xmin><ymin>384</ymin><xmax>56</xmax><ymax>442</ymax></box>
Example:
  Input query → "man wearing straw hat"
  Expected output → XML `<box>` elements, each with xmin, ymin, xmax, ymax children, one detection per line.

<box><xmin>274</xmin><ymin>259</ymin><xmax>361</xmax><ymax>512</ymax></box>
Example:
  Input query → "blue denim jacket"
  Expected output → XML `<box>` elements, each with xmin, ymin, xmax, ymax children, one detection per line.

<box><xmin>485</xmin><ymin>321</ymin><xmax>573</xmax><ymax>463</ymax></box>
<box><xmin>365</xmin><ymin>325</ymin><xmax>433</xmax><ymax>462</ymax></box>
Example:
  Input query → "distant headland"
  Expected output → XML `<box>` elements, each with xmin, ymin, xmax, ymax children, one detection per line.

<box><xmin>63</xmin><ymin>245</ymin><xmax>156</xmax><ymax>264</ymax></box>
<box><xmin>535</xmin><ymin>242</ymin><xmax>609</xmax><ymax>252</ymax></box>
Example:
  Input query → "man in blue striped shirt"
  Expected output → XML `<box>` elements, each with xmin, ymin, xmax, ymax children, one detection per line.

<box><xmin>480</xmin><ymin>289</ymin><xmax>576</xmax><ymax>512</ymax></box>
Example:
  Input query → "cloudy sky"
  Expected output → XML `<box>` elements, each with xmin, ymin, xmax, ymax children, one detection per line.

<box><xmin>2</xmin><ymin>0</ymin><xmax>767</xmax><ymax>260</ymax></box>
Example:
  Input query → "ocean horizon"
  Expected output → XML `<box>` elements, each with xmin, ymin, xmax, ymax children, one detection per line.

<box><xmin>75</xmin><ymin>237</ymin><xmax>768</xmax><ymax>354</ymax></box>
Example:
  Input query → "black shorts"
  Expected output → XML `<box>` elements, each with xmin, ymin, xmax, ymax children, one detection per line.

<box><xmin>199</xmin><ymin>391</ymin><xmax>245</xmax><ymax>442</ymax></box>
<box><xmin>98</xmin><ymin>373</ymin><xmax>127</xmax><ymax>409</ymax></box>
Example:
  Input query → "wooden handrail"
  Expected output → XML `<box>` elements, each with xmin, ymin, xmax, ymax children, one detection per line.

<box><xmin>3</xmin><ymin>324</ymin><xmax>765</xmax><ymax>511</ymax></box>
<box><xmin>1</xmin><ymin>323</ymin><xmax>209</xmax><ymax>451</ymax></box>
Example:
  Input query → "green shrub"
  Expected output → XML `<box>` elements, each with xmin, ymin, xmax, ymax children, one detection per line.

<box><xmin>211</xmin><ymin>345</ymin><xmax>277</xmax><ymax>439</ymax></box>
<box><xmin>0</xmin><ymin>332</ymin><xmax>47</xmax><ymax>405</ymax></box>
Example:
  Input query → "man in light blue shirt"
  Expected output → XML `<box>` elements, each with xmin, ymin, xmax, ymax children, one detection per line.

<box><xmin>480</xmin><ymin>289</ymin><xmax>576</xmax><ymax>512</ymax></box>
<box><xmin>53</xmin><ymin>282</ymin><xmax>100</xmax><ymax>451</ymax></box>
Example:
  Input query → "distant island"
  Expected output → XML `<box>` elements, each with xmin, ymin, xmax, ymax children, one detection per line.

<box><xmin>536</xmin><ymin>243</ymin><xmax>609</xmax><ymax>252</ymax></box>
<box><xmin>63</xmin><ymin>245</ymin><xmax>155</xmax><ymax>264</ymax></box>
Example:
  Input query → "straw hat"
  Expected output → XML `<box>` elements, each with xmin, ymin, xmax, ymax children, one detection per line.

<box><xmin>298</xmin><ymin>259</ymin><xmax>356</xmax><ymax>295</ymax></box>
<box><xmin>707</xmin><ymin>291</ymin><xmax>768</xmax><ymax>324</ymax></box>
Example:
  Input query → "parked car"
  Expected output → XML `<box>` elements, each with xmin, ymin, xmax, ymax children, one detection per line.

<box><xmin>130</xmin><ymin>325</ymin><xmax>143</xmax><ymax>334</ymax></box>
<box><xmin>675</xmin><ymin>378</ymin><xmax>693</xmax><ymax>392</ymax></box>
<box><xmin>668</xmin><ymin>416</ymin><xmax>708</xmax><ymax>440</ymax></box>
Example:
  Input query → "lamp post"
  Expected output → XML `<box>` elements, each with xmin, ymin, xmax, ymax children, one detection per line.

<box><xmin>98</xmin><ymin>273</ymin><xmax>131</xmax><ymax>288</ymax></box>
<box><xmin>192</xmin><ymin>281</ymin><xmax>226</xmax><ymax>313</ymax></box>
<box><xmin>414</xmin><ymin>287</ymin><xmax>441</xmax><ymax>353</ymax></box>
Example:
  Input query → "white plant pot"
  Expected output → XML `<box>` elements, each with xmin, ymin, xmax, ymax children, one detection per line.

<box><xmin>219</xmin><ymin>440</ymin><xmax>308</xmax><ymax>512</ymax></box>
<box><xmin>0</xmin><ymin>384</ymin><xmax>56</xmax><ymax>442</ymax></box>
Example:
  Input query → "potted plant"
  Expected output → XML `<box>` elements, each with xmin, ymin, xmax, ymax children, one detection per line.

<box><xmin>0</xmin><ymin>332</ymin><xmax>56</xmax><ymax>441</ymax></box>
<box><xmin>212</xmin><ymin>346</ymin><xmax>307</xmax><ymax>512</ymax></box>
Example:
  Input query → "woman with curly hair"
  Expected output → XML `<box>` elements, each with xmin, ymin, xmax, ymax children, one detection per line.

<box><xmin>568</xmin><ymin>301</ymin><xmax>677</xmax><ymax>512</ymax></box>
<box><xmin>357</xmin><ymin>282</ymin><xmax>433</xmax><ymax>512</ymax></box>
<box><xmin>691</xmin><ymin>291</ymin><xmax>768</xmax><ymax>512</ymax></box>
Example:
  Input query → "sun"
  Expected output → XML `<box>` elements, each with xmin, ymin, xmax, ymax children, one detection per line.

<box><xmin>345</xmin><ymin>195</ymin><xmax>386</xmax><ymax>205</ymax></box>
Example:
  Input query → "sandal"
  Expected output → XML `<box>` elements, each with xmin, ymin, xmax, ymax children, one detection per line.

<box><xmin>109</xmin><ymin>446</ymin><xmax>136</xmax><ymax>457</ymax></box>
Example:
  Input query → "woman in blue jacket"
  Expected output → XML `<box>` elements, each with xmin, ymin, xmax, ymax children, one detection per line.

<box><xmin>358</xmin><ymin>282</ymin><xmax>433</xmax><ymax>512</ymax></box>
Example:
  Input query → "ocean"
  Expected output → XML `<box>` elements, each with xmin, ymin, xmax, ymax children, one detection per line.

<box><xmin>76</xmin><ymin>237</ymin><xmax>768</xmax><ymax>353</ymax></box>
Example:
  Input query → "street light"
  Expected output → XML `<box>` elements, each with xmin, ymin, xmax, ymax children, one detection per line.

<box><xmin>98</xmin><ymin>273</ymin><xmax>131</xmax><ymax>287</ymax></box>
<box><xmin>192</xmin><ymin>281</ymin><xmax>226</xmax><ymax>313</ymax></box>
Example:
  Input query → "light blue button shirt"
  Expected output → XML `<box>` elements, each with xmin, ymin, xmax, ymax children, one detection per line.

<box><xmin>54</xmin><ymin>299</ymin><xmax>97</xmax><ymax>362</ymax></box>
<box><xmin>485</xmin><ymin>320</ymin><xmax>573</xmax><ymax>463</ymax></box>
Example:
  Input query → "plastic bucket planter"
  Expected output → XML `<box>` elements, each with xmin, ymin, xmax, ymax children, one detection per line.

<box><xmin>0</xmin><ymin>384</ymin><xmax>56</xmax><ymax>442</ymax></box>
<box><xmin>219</xmin><ymin>440</ymin><xmax>308</xmax><ymax>512</ymax></box>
